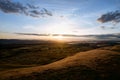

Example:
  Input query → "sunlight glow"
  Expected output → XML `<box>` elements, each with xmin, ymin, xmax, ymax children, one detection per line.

<box><xmin>45</xmin><ymin>17</ymin><xmax>76</xmax><ymax>35</ymax></box>
<box><xmin>46</xmin><ymin>24</ymin><xmax>74</xmax><ymax>34</ymax></box>
<box><xmin>48</xmin><ymin>34</ymin><xmax>65</xmax><ymax>41</ymax></box>
<box><xmin>54</xmin><ymin>35</ymin><xmax>64</xmax><ymax>41</ymax></box>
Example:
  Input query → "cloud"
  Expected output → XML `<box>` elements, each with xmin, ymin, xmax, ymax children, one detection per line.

<box><xmin>15</xmin><ymin>33</ymin><xmax>49</xmax><ymax>36</ymax></box>
<box><xmin>42</xmin><ymin>8</ymin><xmax>52</xmax><ymax>16</ymax></box>
<box><xmin>0</xmin><ymin>0</ymin><xmax>27</xmax><ymax>14</ymax></box>
<box><xmin>27</xmin><ymin>3</ymin><xmax>39</xmax><ymax>9</ymax></box>
<box><xmin>14</xmin><ymin>32</ymin><xmax>120</xmax><ymax>41</ymax></box>
<box><xmin>29</xmin><ymin>8</ymin><xmax>52</xmax><ymax>17</ymax></box>
<box><xmin>0</xmin><ymin>0</ymin><xmax>52</xmax><ymax>18</ymax></box>
<box><xmin>92</xmin><ymin>34</ymin><xmax>120</xmax><ymax>40</ymax></box>
<box><xmin>15</xmin><ymin>32</ymin><xmax>120</xmax><ymax>41</ymax></box>
<box><xmin>15</xmin><ymin>32</ymin><xmax>83</xmax><ymax>37</ymax></box>
<box><xmin>97</xmin><ymin>10</ymin><xmax>120</xmax><ymax>23</ymax></box>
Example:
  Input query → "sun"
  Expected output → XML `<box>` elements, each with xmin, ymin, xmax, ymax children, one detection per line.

<box><xmin>54</xmin><ymin>35</ymin><xmax>64</xmax><ymax>40</ymax></box>
<box><xmin>49</xmin><ymin>34</ymin><xmax>64</xmax><ymax>41</ymax></box>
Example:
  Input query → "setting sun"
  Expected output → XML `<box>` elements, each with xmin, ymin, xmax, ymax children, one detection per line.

<box><xmin>54</xmin><ymin>35</ymin><xmax>64</xmax><ymax>41</ymax></box>
<box><xmin>49</xmin><ymin>34</ymin><xmax>65</xmax><ymax>41</ymax></box>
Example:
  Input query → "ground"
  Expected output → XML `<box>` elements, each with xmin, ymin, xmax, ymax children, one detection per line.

<box><xmin>0</xmin><ymin>40</ymin><xmax>120</xmax><ymax>80</ymax></box>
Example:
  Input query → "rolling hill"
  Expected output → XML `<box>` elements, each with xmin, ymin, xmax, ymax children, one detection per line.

<box><xmin>0</xmin><ymin>45</ymin><xmax>120</xmax><ymax>80</ymax></box>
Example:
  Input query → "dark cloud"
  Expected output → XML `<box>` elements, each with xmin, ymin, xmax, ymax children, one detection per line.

<box><xmin>15</xmin><ymin>33</ymin><xmax>49</xmax><ymax>36</ymax></box>
<box><xmin>92</xmin><ymin>34</ymin><xmax>120</xmax><ymax>41</ymax></box>
<box><xmin>15</xmin><ymin>33</ymin><xmax>85</xmax><ymax>37</ymax></box>
<box><xmin>0</xmin><ymin>0</ymin><xmax>52</xmax><ymax>17</ymax></box>
<box><xmin>0</xmin><ymin>0</ymin><xmax>27</xmax><ymax>13</ymax></box>
<box><xmin>29</xmin><ymin>9</ymin><xmax>52</xmax><ymax>18</ymax></box>
<box><xmin>30</xmin><ymin>10</ymin><xmax>40</xmax><ymax>15</ymax></box>
<box><xmin>43</xmin><ymin>8</ymin><xmax>52</xmax><ymax>16</ymax></box>
<box><xmin>29</xmin><ymin>10</ymin><xmax>41</xmax><ymax>18</ymax></box>
<box><xmin>27</xmin><ymin>3</ymin><xmax>39</xmax><ymax>9</ymax></box>
<box><xmin>98</xmin><ymin>10</ymin><xmax>120</xmax><ymax>23</ymax></box>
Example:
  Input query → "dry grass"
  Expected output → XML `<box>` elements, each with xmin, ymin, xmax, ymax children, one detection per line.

<box><xmin>0</xmin><ymin>46</ymin><xmax>120</xmax><ymax>80</ymax></box>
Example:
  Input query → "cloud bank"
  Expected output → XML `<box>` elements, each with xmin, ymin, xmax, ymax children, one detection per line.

<box><xmin>0</xmin><ymin>0</ymin><xmax>52</xmax><ymax>17</ymax></box>
<box><xmin>15</xmin><ymin>32</ymin><xmax>120</xmax><ymax>41</ymax></box>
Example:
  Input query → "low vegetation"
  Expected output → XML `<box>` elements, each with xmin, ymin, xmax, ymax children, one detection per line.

<box><xmin>0</xmin><ymin>42</ymin><xmax>100</xmax><ymax>70</ymax></box>
<box><xmin>0</xmin><ymin>41</ymin><xmax>120</xmax><ymax>80</ymax></box>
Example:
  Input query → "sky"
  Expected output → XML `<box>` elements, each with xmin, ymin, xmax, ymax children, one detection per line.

<box><xmin>0</xmin><ymin>0</ymin><xmax>120</xmax><ymax>41</ymax></box>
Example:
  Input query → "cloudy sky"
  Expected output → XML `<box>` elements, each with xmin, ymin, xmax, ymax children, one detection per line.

<box><xmin>0</xmin><ymin>0</ymin><xmax>120</xmax><ymax>40</ymax></box>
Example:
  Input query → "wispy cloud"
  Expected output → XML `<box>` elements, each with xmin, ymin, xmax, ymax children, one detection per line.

<box><xmin>15</xmin><ymin>33</ymin><xmax>49</xmax><ymax>36</ymax></box>
<box><xmin>0</xmin><ymin>0</ymin><xmax>52</xmax><ymax>17</ymax></box>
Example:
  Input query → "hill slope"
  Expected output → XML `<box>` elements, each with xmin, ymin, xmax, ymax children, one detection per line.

<box><xmin>0</xmin><ymin>48</ymin><xmax>120</xmax><ymax>80</ymax></box>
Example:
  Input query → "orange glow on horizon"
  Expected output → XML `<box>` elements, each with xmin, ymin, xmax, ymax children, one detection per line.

<box><xmin>48</xmin><ymin>34</ymin><xmax>65</xmax><ymax>42</ymax></box>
